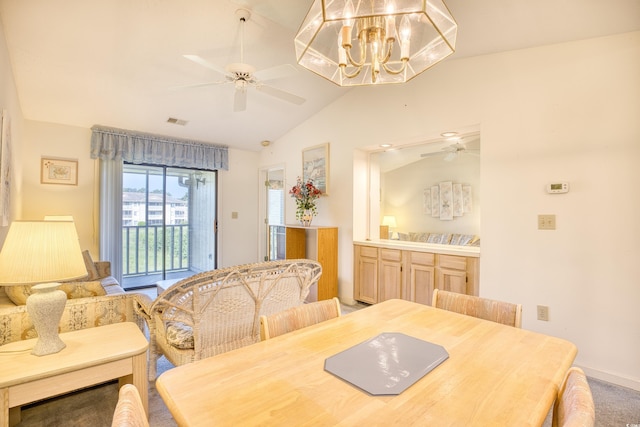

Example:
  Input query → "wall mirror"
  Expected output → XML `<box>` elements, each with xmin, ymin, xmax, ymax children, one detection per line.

<box><xmin>370</xmin><ymin>131</ymin><xmax>481</xmax><ymax>243</ymax></box>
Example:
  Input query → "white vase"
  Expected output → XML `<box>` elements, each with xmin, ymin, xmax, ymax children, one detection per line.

<box><xmin>26</xmin><ymin>282</ymin><xmax>67</xmax><ymax>356</ymax></box>
<box><xmin>300</xmin><ymin>210</ymin><xmax>313</xmax><ymax>227</ymax></box>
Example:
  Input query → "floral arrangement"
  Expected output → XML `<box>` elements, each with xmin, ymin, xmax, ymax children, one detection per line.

<box><xmin>289</xmin><ymin>176</ymin><xmax>322</xmax><ymax>222</ymax></box>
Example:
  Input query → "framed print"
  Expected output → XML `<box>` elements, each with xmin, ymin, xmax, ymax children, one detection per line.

<box><xmin>423</xmin><ymin>188</ymin><xmax>431</xmax><ymax>215</ymax></box>
<box><xmin>430</xmin><ymin>185</ymin><xmax>439</xmax><ymax>217</ymax></box>
<box><xmin>41</xmin><ymin>157</ymin><xmax>78</xmax><ymax>185</ymax></box>
<box><xmin>0</xmin><ymin>110</ymin><xmax>11</xmax><ymax>226</ymax></box>
<box><xmin>439</xmin><ymin>181</ymin><xmax>453</xmax><ymax>220</ymax></box>
<box><xmin>302</xmin><ymin>143</ymin><xmax>329</xmax><ymax>195</ymax></box>
<box><xmin>462</xmin><ymin>185</ymin><xmax>473</xmax><ymax>213</ymax></box>
<box><xmin>452</xmin><ymin>183</ymin><xmax>463</xmax><ymax>217</ymax></box>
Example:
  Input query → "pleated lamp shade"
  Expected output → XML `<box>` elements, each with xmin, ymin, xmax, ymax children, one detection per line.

<box><xmin>0</xmin><ymin>220</ymin><xmax>87</xmax><ymax>285</ymax></box>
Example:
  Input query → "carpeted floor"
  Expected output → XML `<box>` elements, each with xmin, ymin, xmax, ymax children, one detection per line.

<box><xmin>14</xmin><ymin>302</ymin><xmax>640</xmax><ymax>426</ymax></box>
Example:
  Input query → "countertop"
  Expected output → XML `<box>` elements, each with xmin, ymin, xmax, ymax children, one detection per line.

<box><xmin>353</xmin><ymin>239</ymin><xmax>480</xmax><ymax>257</ymax></box>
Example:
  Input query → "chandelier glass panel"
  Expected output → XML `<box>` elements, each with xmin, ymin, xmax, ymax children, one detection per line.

<box><xmin>295</xmin><ymin>0</ymin><xmax>457</xmax><ymax>86</ymax></box>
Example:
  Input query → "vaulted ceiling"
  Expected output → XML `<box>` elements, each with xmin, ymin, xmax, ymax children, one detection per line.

<box><xmin>1</xmin><ymin>0</ymin><xmax>638</xmax><ymax>151</ymax></box>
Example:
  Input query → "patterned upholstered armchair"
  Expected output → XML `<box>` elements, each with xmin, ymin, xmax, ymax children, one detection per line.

<box><xmin>136</xmin><ymin>259</ymin><xmax>322</xmax><ymax>380</ymax></box>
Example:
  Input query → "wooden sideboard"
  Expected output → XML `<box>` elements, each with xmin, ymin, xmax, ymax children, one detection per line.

<box><xmin>270</xmin><ymin>225</ymin><xmax>338</xmax><ymax>301</ymax></box>
<box><xmin>354</xmin><ymin>240</ymin><xmax>479</xmax><ymax>305</ymax></box>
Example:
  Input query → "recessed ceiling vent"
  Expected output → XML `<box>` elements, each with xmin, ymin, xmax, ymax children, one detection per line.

<box><xmin>167</xmin><ymin>117</ymin><xmax>188</xmax><ymax>126</ymax></box>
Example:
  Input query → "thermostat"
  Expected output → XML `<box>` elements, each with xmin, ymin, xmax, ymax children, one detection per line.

<box><xmin>546</xmin><ymin>182</ymin><xmax>569</xmax><ymax>194</ymax></box>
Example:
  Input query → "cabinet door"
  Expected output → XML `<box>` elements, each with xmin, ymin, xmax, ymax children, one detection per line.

<box><xmin>354</xmin><ymin>246</ymin><xmax>378</xmax><ymax>304</ymax></box>
<box><xmin>379</xmin><ymin>249</ymin><xmax>402</xmax><ymax>302</ymax></box>
<box><xmin>410</xmin><ymin>264</ymin><xmax>436</xmax><ymax>305</ymax></box>
<box><xmin>406</xmin><ymin>251</ymin><xmax>435</xmax><ymax>305</ymax></box>
<box><xmin>437</xmin><ymin>268</ymin><xmax>469</xmax><ymax>294</ymax></box>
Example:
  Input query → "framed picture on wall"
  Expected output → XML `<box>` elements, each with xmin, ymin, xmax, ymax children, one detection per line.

<box><xmin>41</xmin><ymin>157</ymin><xmax>78</xmax><ymax>185</ymax></box>
<box><xmin>302</xmin><ymin>143</ymin><xmax>329</xmax><ymax>195</ymax></box>
<box><xmin>439</xmin><ymin>181</ymin><xmax>453</xmax><ymax>220</ymax></box>
<box><xmin>0</xmin><ymin>110</ymin><xmax>11</xmax><ymax>226</ymax></box>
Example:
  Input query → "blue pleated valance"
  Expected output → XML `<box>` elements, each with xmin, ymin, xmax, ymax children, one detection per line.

<box><xmin>90</xmin><ymin>125</ymin><xmax>228</xmax><ymax>171</ymax></box>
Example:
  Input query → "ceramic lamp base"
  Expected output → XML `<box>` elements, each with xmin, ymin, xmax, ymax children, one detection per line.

<box><xmin>26</xmin><ymin>282</ymin><xmax>67</xmax><ymax>356</ymax></box>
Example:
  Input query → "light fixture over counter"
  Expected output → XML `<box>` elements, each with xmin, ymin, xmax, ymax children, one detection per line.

<box><xmin>294</xmin><ymin>0</ymin><xmax>457</xmax><ymax>87</ymax></box>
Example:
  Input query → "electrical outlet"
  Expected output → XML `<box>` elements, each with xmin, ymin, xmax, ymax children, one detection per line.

<box><xmin>537</xmin><ymin>305</ymin><xmax>549</xmax><ymax>321</ymax></box>
<box><xmin>538</xmin><ymin>214</ymin><xmax>556</xmax><ymax>230</ymax></box>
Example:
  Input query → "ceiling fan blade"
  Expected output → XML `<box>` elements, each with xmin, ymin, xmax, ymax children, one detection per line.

<box><xmin>170</xmin><ymin>80</ymin><xmax>230</xmax><ymax>90</ymax></box>
<box><xmin>443</xmin><ymin>152</ymin><xmax>458</xmax><ymax>162</ymax></box>
<box><xmin>183</xmin><ymin>54</ymin><xmax>228</xmax><ymax>76</ymax></box>
<box><xmin>256</xmin><ymin>84</ymin><xmax>306</xmax><ymax>105</ymax></box>
<box><xmin>253</xmin><ymin>64</ymin><xmax>298</xmax><ymax>82</ymax></box>
<box><xmin>420</xmin><ymin>152</ymin><xmax>445</xmax><ymax>158</ymax></box>
<box><xmin>234</xmin><ymin>89</ymin><xmax>247</xmax><ymax>112</ymax></box>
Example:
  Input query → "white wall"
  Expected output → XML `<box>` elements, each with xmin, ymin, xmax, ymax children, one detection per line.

<box><xmin>217</xmin><ymin>148</ymin><xmax>260</xmax><ymax>267</ymax></box>
<box><xmin>260</xmin><ymin>31</ymin><xmax>640</xmax><ymax>389</ymax></box>
<box><xmin>18</xmin><ymin>119</ymin><xmax>261</xmax><ymax>268</ymax></box>
<box><xmin>21</xmin><ymin>121</ymin><xmax>97</xmax><ymax>252</ymax></box>
<box><xmin>0</xmin><ymin>16</ymin><xmax>24</xmax><ymax>240</ymax></box>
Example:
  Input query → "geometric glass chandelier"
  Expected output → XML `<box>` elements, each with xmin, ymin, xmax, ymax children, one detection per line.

<box><xmin>294</xmin><ymin>0</ymin><xmax>457</xmax><ymax>86</ymax></box>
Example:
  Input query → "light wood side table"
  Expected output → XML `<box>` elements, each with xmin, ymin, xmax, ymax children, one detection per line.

<box><xmin>0</xmin><ymin>322</ymin><xmax>148</xmax><ymax>427</ymax></box>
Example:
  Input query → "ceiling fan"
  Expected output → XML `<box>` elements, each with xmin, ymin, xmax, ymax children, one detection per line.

<box><xmin>420</xmin><ymin>141</ymin><xmax>480</xmax><ymax>162</ymax></box>
<box><xmin>181</xmin><ymin>9</ymin><xmax>306</xmax><ymax>112</ymax></box>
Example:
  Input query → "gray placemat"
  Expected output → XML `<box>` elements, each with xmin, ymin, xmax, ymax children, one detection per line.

<box><xmin>324</xmin><ymin>332</ymin><xmax>449</xmax><ymax>395</ymax></box>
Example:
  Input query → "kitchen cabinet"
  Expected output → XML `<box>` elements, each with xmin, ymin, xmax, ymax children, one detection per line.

<box><xmin>353</xmin><ymin>241</ymin><xmax>479</xmax><ymax>305</ymax></box>
<box><xmin>354</xmin><ymin>245</ymin><xmax>378</xmax><ymax>304</ymax></box>
<box><xmin>378</xmin><ymin>248</ymin><xmax>403</xmax><ymax>301</ymax></box>
<box><xmin>406</xmin><ymin>251</ymin><xmax>436</xmax><ymax>305</ymax></box>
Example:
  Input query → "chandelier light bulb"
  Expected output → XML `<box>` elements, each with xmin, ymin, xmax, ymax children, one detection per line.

<box><xmin>343</xmin><ymin>0</ymin><xmax>355</xmax><ymax>27</ymax></box>
<box><xmin>338</xmin><ymin>33</ymin><xmax>347</xmax><ymax>65</ymax></box>
<box><xmin>385</xmin><ymin>0</ymin><xmax>396</xmax><ymax>14</ymax></box>
<box><xmin>399</xmin><ymin>15</ymin><xmax>412</xmax><ymax>59</ymax></box>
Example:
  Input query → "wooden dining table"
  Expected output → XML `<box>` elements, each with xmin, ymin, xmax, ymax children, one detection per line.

<box><xmin>156</xmin><ymin>299</ymin><xmax>577</xmax><ymax>426</ymax></box>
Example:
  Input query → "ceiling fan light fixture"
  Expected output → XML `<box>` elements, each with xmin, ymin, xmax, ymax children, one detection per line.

<box><xmin>294</xmin><ymin>0</ymin><xmax>457</xmax><ymax>87</ymax></box>
<box><xmin>180</xmin><ymin>9</ymin><xmax>306</xmax><ymax>112</ymax></box>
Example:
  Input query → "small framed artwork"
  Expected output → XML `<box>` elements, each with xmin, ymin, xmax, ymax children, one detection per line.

<box><xmin>41</xmin><ymin>157</ymin><xmax>78</xmax><ymax>185</ymax></box>
<box><xmin>302</xmin><ymin>143</ymin><xmax>329</xmax><ymax>195</ymax></box>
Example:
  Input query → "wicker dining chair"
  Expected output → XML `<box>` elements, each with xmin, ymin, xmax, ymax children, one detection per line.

<box><xmin>260</xmin><ymin>297</ymin><xmax>341</xmax><ymax>340</ymax></box>
<box><xmin>552</xmin><ymin>367</ymin><xmax>595</xmax><ymax>427</ymax></box>
<box><xmin>431</xmin><ymin>289</ymin><xmax>522</xmax><ymax>328</ymax></box>
<box><xmin>111</xmin><ymin>384</ymin><xmax>149</xmax><ymax>427</ymax></box>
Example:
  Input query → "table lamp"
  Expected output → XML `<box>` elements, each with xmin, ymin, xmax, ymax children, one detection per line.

<box><xmin>381</xmin><ymin>216</ymin><xmax>398</xmax><ymax>239</ymax></box>
<box><xmin>0</xmin><ymin>220</ymin><xmax>87</xmax><ymax>356</ymax></box>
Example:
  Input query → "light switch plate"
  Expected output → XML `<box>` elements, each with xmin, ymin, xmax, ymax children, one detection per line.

<box><xmin>537</xmin><ymin>305</ymin><xmax>549</xmax><ymax>321</ymax></box>
<box><xmin>538</xmin><ymin>214</ymin><xmax>556</xmax><ymax>230</ymax></box>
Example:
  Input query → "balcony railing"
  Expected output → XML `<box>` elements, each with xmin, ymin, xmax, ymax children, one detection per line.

<box><xmin>122</xmin><ymin>224</ymin><xmax>190</xmax><ymax>278</ymax></box>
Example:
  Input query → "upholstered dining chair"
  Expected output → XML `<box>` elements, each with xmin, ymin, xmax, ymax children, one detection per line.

<box><xmin>431</xmin><ymin>289</ymin><xmax>523</xmax><ymax>328</ymax></box>
<box><xmin>552</xmin><ymin>367</ymin><xmax>595</xmax><ymax>427</ymax></box>
<box><xmin>111</xmin><ymin>384</ymin><xmax>149</xmax><ymax>427</ymax></box>
<box><xmin>260</xmin><ymin>297</ymin><xmax>341</xmax><ymax>340</ymax></box>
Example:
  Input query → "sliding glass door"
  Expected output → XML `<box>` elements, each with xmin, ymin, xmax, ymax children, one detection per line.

<box><xmin>121</xmin><ymin>164</ymin><xmax>217</xmax><ymax>289</ymax></box>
